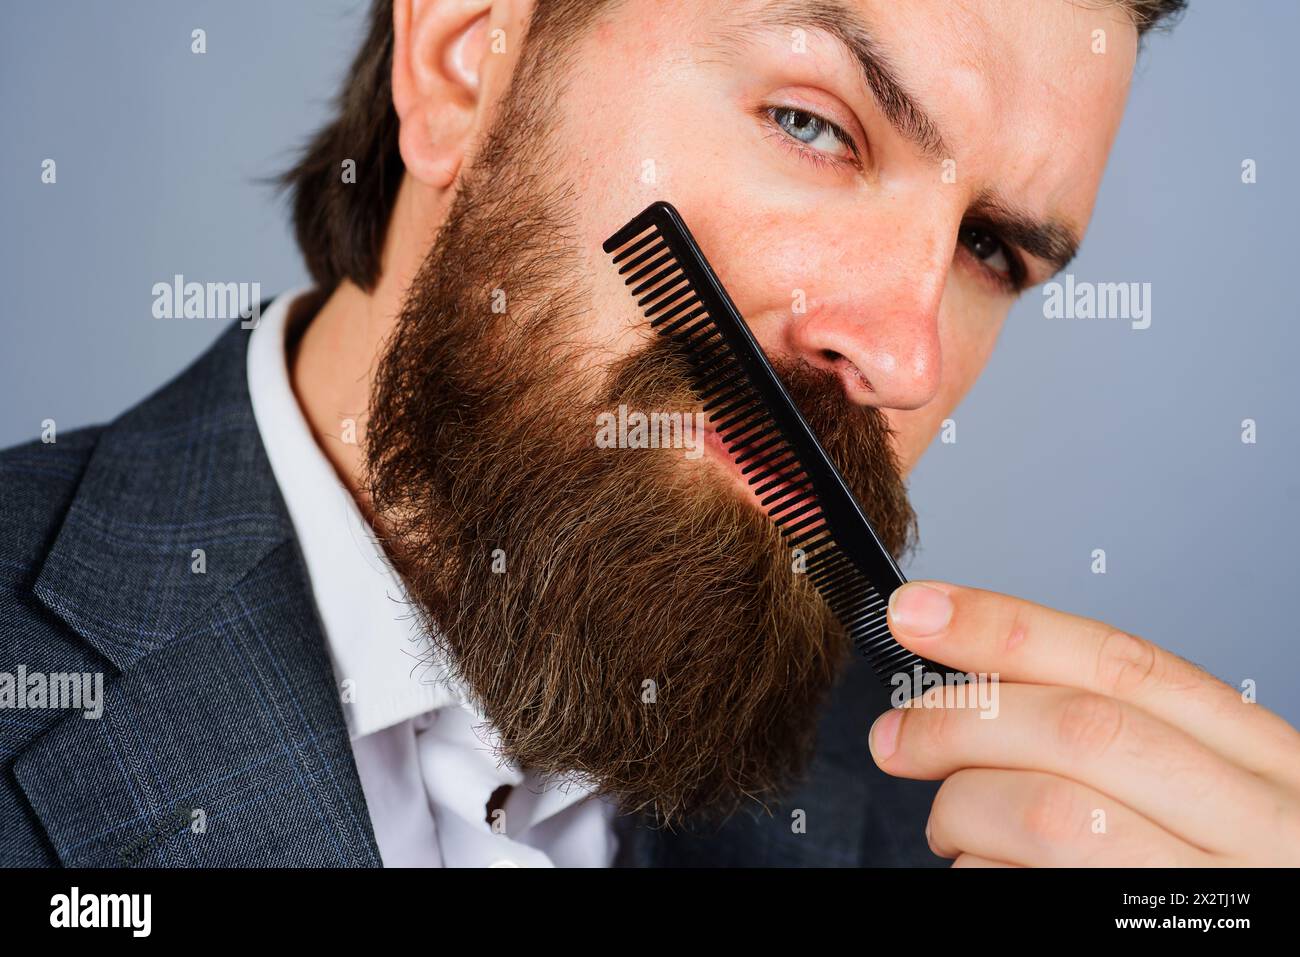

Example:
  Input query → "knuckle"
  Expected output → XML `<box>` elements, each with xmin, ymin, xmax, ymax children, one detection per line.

<box><xmin>1057</xmin><ymin>692</ymin><xmax>1126</xmax><ymax>762</ymax></box>
<box><xmin>922</xmin><ymin>695</ymin><xmax>963</xmax><ymax>752</ymax></box>
<box><xmin>1003</xmin><ymin>604</ymin><xmax>1030</xmax><ymax>652</ymax></box>
<box><xmin>928</xmin><ymin>769</ymin><xmax>981</xmax><ymax>854</ymax></box>
<box><xmin>1095</xmin><ymin>628</ymin><xmax>1160</xmax><ymax>696</ymax></box>
<box><xmin>1021</xmin><ymin>777</ymin><xmax>1088</xmax><ymax>847</ymax></box>
<box><xmin>930</xmin><ymin>768</ymin><xmax>975</xmax><ymax>824</ymax></box>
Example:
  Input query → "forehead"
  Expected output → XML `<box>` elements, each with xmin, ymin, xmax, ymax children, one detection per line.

<box><xmin>855</xmin><ymin>0</ymin><xmax>1138</xmax><ymax>224</ymax></box>
<box><xmin>594</xmin><ymin>0</ymin><xmax>1139</xmax><ymax>250</ymax></box>
<box><xmin>703</xmin><ymin>0</ymin><xmax>1138</xmax><ymax>231</ymax></box>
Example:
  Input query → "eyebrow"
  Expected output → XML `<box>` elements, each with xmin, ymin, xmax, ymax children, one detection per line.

<box><xmin>749</xmin><ymin>0</ymin><xmax>949</xmax><ymax>160</ymax></box>
<box><xmin>968</xmin><ymin>190</ymin><xmax>1080</xmax><ymax>278</ymax></box>
<box><xmin>739</xmin><ymin>0</ymin><xmax>1084</xmax><ymax>278</ymax></box>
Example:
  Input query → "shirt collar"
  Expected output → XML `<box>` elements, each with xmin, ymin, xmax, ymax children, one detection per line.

<box><xmin>247</xmin><ymin>289</ymin><xmax>479</xmax><ymax>740</ymax></box>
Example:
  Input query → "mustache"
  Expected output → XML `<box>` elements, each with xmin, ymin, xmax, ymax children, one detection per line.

<box><xmin>600</xmin><ymin>332</ymin><xmax>919</xmax><ymax>561</ymax></box>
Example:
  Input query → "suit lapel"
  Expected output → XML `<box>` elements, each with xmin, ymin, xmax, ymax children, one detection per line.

<box><xmin>17</xmin><ymin>320</ymin><xmax>380</xmax><ymax>867</ymax></box>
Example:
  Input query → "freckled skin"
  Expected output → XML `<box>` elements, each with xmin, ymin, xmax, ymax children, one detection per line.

<box><xmin>491</xmin><ymin>0</ymin><xmax>1133</xmax><ymax>473</ymax></box>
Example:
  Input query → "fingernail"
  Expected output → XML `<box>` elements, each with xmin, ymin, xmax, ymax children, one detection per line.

<box><xmin>889</xmin><ymin>582</ymin><xmax>953</xmax><ymax>637</ymax></box>
<box><xmin>870</xmin><ymin>708</ymin><xmax>902</xmax><ymax>763</ymax></box>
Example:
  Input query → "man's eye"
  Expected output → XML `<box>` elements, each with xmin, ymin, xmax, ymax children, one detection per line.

<box><xmin>768</xmin><ymin>106</ymin><xmax>857</xmax><ymax>162</ymax></box>
<box><xmin>959</xmin><ymin>224</ymin><xmax>1014</xmax><ymax>282</ymax></box>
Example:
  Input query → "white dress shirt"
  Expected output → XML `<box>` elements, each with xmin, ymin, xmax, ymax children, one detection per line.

<box><xmin>246</xmin><ymin>289</ymin><xmax>617</xmax><ymax>867</ymax></box>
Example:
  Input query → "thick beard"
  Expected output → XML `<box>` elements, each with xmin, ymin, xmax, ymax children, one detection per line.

<box><xmin>364</xmin><ymin>64</ymin><xmax>917</xmax><ymax>827</ymax></box>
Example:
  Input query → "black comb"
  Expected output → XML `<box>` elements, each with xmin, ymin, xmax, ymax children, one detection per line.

<box><xmin>603</xmin><ymin>201</ymin><xmax>944</xmax><ymax>689</ymax></box>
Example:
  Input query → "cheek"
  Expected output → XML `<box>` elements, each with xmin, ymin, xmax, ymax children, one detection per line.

<box><xmin>533</xmin><ymin>13</ymin><xmax>1010</xmax><ymax>455</ymax></box>
<box><xmin>942</xmin><ymin>284</ymin><xmax>1007</xmax><ymax>396</ymax></box>
<box><xmin>535</xmin><ymin>13</ymin><xmax>856</xmax><ymax>364</ymax></box>
<box><xmin>891</xmin><ymin>294</ymin><xmax>1006</xmax><ymax>469</ymax></box>
<box><xmin>541</xmin><ymin>42</ymin><xmax>722</xmax><ymax>362</ymax></box>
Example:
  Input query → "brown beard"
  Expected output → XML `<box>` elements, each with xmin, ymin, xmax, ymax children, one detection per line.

<box><xmin>364</xmin><ymin>51</ymin><xmax>917</xmax><ymax>826</ymax></box>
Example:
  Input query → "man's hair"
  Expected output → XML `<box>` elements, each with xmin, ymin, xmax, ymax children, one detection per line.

<box><xmin>282</xmin><ymin>0</ymin><xmax>1186</xmax><ymax>293</ymax></box>
<box><xmin>1124</xmin><ymin>0</ymin><xmax>1188</xmax><ymax>33</ymax></box>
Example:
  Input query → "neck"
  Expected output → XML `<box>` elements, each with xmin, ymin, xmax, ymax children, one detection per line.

<box><xmin>289</xmin><ymin>177</ymin><xmax>444</xmax><ymax>523</ymax></box>
<box><xmin>288</xmin><ymin>281</ymin><xmax>385</xmax><ymax>520</ymax></box>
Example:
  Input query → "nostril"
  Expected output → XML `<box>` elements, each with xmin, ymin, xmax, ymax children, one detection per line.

<box><xmin>838</xmin><ymin>357</ymin><xmax>874</xmax><ymax>394</ymax></box>
<box><xmin>818</xmin><ymin>349</ymin><xmax>874</xmax><ymax>395</ymax></box>
<box><xmin>816</xmin><ymin>348</ymin><xmax>878</xmax><ymax>395</ymax></box>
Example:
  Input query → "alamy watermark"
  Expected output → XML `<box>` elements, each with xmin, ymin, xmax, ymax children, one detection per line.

<box><xmin>1042</xmin><ymin>273</ymin><xmax>1151</xmax><ymax>330</ymax></box>
<box><xmin>50</xmin><ymin>887</ymin><xmax>150</xmax><ymax>937</ymax></box>
<box><xmin>595</xmin><ymin>404</ymin><xmax>707</xmax><ymax>460</ymax></box>
<box><xmin>151</xmin><ymin>274</ymin><xmax>261</xmax><ymax>328</ymax></box>
<box><xmin>0</xmin><ymin>665</ymin><xmax>103</xmax><ymax>719</ymax></box>
<box><xmin>890</xmin><ymin>666</ymin><xmax>1000</xmax><ymax>718</ymax></box>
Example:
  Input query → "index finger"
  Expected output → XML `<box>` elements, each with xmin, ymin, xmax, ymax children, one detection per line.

<box><xmin>885</xmin><ymin>581</ymin><xmax>1300</xmax><ymax>789</ymax></box>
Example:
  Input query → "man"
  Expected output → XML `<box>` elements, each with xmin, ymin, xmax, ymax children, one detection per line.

<box><xmin>3</xmin><ymin>0</ymin><xmax>1298</xmax><ymax>868</ymax></box>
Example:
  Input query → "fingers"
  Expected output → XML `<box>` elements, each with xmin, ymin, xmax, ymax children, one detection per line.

<box><xmin>950</xmin><ymin>853</ymin><xmax>1020</xmax><ymax>868</ymax></box>
<box><xmin>927</xmin><ymin>768</ymin><xmax>1214</xmax><ymax>867</ymax></box>
<box><xmin>886</xmin><ymin>581</ymin><xmax>1300</xmax><ymax>790</ymax></box>
<box><xmin>869</xmin><ymin>681</ymin><xmax>1275</xmax><ymax>857</ymax></box>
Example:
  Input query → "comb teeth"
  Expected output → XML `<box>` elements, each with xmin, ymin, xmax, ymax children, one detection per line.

<box><xmin>604</xmin><ymin>202</ymin><xmax>944</xmax><ymax>689</ymax></box>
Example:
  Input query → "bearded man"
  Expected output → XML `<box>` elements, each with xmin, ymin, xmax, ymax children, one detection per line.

<box><xmin>5</xmin><ymin>0</ymin><xmax>1300</xmax><ymax>869</ymax></box>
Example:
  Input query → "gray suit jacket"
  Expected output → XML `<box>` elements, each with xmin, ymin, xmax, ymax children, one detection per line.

<box><xmin>0</xmin><ymin>320</ymin><xmax>940</xmax><ymax>867</ymax></box>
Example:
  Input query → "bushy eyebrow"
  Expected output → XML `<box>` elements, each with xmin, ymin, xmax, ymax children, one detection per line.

<box><xmin>739</xmin><ymin>0</ymin><xmax>949</xmax><ymax>160</ymax></box>
<box><xmin>968</xmin><ymin>190</ymin><xmax>1081</xmax><ymax>278</ymax></box>
<box><xmin>712</xmin><ymin>0</ymin><xmax>1085</xmax><ymax>278</ymax></box>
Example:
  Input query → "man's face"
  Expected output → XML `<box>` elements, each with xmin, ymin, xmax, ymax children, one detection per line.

<box><xmin>366</xmin><ymin>0</ymin><xmax>1138</xmax><ymax>821</ymax></box>
<box><xmin>537</xmin><ymin>0</ymin><xmax>1136</xmax><ymax>469</ymax></box>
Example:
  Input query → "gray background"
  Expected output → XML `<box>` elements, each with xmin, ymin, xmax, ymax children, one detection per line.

<box><xmin>2</xmin><ymin>2</ymin><xmax>1296</xmax><ymax>723</ymax></box>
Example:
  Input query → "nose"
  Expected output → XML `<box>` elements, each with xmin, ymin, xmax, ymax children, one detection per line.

<box><xmin>778</xmin><ymin>214</ymin><xmax>949</xmax><ymax>412</ymax></box>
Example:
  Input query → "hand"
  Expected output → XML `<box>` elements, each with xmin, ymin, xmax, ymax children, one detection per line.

<box><xmin>868</xmin><ymin>581</ymin><xmax>1300</xmax><ymax>867</ymax></box>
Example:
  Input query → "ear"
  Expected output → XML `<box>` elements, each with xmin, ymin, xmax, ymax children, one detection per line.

<box><xmin>392</xmin><ymin>0</ymin><xmax>495</xmax><ymax>189</ymax></box>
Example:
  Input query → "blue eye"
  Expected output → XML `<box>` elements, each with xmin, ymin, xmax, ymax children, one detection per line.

<box><xmin>768</xmin><ymin>106</ymin><xmax>858</xmax><ymax>162</ymax></box>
